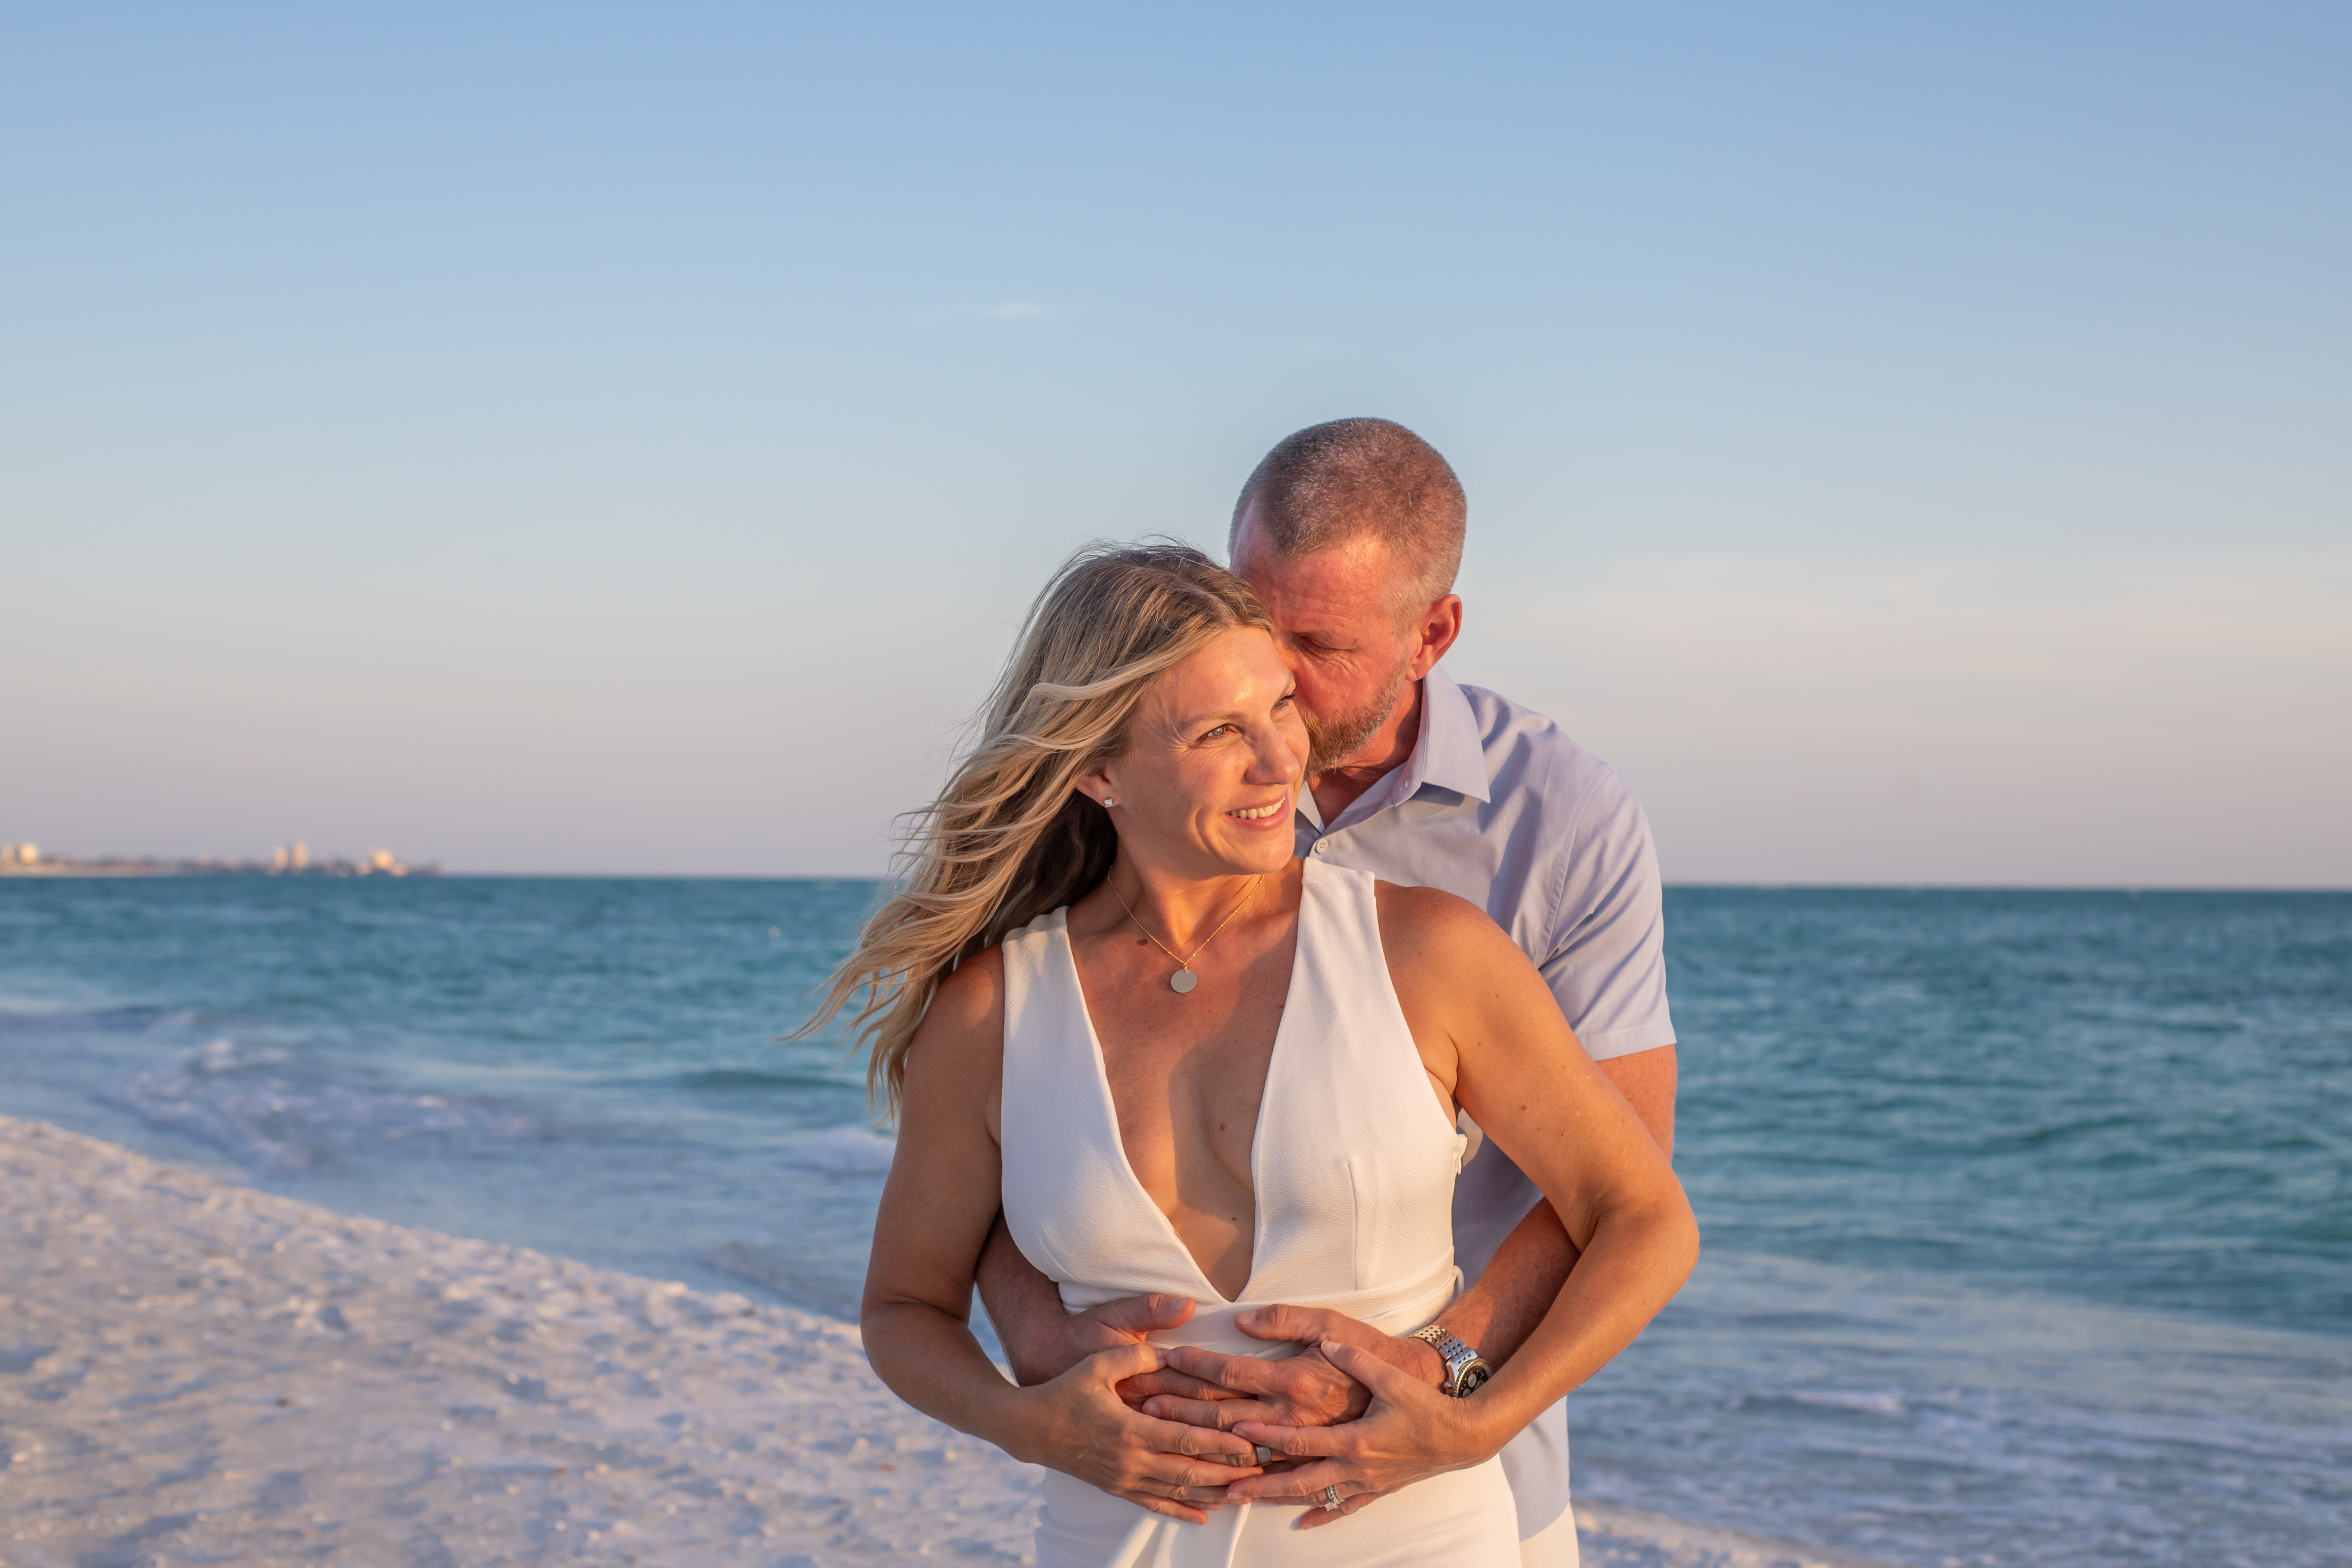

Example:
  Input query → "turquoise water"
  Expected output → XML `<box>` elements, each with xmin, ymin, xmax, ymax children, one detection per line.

<box><xmin>0</xmin><ymin>879</ymin><xmax>2345</xmax><ymax>1566</ymax></box>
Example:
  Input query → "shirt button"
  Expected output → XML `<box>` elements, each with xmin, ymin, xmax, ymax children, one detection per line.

<box><xmin>1311</xmin><ymin>839</ymin><xmax>1328</xmax><ymax>855</ymax></box>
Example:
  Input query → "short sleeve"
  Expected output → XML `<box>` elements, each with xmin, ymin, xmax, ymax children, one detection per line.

<box><xmin>1539</xmin><ymin>768</ymin><xmax>1675</xmax><ymax>1061</ymax></box>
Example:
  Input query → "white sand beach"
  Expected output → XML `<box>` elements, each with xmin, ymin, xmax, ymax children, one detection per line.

<box><xmin>0</xmin><ymin>1115</ymin><xmax>1041</xmax><ymax>1566</ymax></box>
<box><xmin>0</xmin><ymin>1116</ymin><xmax>1875</xmax><ymax>1568</ymax></box>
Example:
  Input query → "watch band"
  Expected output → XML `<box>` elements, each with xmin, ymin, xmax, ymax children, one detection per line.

<box><xmin>1408</xmin><ymin>1324</ymin><xmax>1492</xmax><ymax>1397</ymax></box>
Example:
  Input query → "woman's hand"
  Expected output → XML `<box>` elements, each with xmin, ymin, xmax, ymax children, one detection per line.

<box><xmin>1009</xmin><ymin>1342</ymin><xmax>1267</xmax><ymax>1524</ymax></box>
<box><xmin>1140</xmin><ymin>1304</ymin><xmax>1442</xmax><ymax>1429</ymax></box>
<box><xmin>1224</xmin><ymin>1339</ymin><xmax>1500</xmax><ymax>1527</ymax></box>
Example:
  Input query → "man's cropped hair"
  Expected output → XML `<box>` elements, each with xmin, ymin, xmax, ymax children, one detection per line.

<box><xmin>1229</xmin><ymin>417</ymin><xmax>1467</xmax><ymax>615</ymax></box>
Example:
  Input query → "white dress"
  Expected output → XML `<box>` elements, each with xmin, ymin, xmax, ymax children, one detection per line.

<box><xmin>999</xmin><ymin>857</ymin><xmax>1521</xmax><ymax>1568</ymax></box>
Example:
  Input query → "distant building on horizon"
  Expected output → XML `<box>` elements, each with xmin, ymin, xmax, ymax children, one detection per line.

<box><xmin>0</xmin><ymin>841</ymin><xmax>433</xmax><ymax>878</ymax></box>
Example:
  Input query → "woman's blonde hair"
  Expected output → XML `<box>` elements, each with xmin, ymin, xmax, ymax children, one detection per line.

<box><xmin>805</xmin><ymin>541</ymin><xmax>1275</xmax><ymax>1118</ymax></box>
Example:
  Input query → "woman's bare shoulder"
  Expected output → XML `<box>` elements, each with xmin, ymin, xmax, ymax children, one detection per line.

<box><xmin>1373</xmin><ymin>880</ymin><xmax>1516</xmax><ymax>957</ymax></box>
<box><xmin>931</xmin><ymin>943</ymin><xmax>1007</xmax><ymax>1012</ymax></box>
<box><xmin>1374</xmin><ymin>880</ymin><xmax>1549</xmax><ymax>1025</ymax></box>
<box><xmin>904</xmin><ymin>946</ymin><xmax>1007</xmax><ymax>1078</ymax></box>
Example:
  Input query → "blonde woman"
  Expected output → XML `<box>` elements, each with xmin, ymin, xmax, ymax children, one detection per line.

<box><xmin>815</xmin><ymin>543</ymin><xmax>1696</xmax><ymax>1567</ymax></box>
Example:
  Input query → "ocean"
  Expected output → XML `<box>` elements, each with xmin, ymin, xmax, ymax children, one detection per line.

<box><xmin>0</xmin><ymin>878</ymin><xmax>2344</xmax><ymax>1567</ymax></box>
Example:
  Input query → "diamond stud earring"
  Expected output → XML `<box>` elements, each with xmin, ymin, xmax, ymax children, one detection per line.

<box><xmin>1101</xmin><ymin>796</ymin><xmax>1116</xmax><ymax>808</ymax></box>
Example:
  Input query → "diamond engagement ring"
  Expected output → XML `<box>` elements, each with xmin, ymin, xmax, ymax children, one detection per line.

<box><xmin>1321</xmin><ymin>1484</ymin><xmax>1342</xmax><ymax>1512</ymax></box>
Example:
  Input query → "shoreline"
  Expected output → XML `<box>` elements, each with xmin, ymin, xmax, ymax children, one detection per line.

<box><xmin>0</xmin><ymin>1115</ymin><xmax>1887</xmax><ymax>1568</ymax></box>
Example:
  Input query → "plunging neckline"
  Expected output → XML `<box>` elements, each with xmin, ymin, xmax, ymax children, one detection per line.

<box><xmin>1053</xmin><ymin>867</ymin><xmax>1311</xmax><ymax>1307</ymax></box>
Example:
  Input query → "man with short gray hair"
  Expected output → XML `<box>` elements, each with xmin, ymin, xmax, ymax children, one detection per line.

<box><xmin>978</xmin><ymin>418</ymin><xmax>1677</xmax><ymax>1567</ymax></box>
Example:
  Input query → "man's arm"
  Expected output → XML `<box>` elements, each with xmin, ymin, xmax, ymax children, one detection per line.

<box><xmin>1140</xmin><ymin>1043</ymin><xmax>1676</xmax><ymax>1431</ymax></box>
<box><xmin>1600</xmin><ymin>1043</ymin><xmax>1677</xmax><ymax>1159</ymax></box>
<box><xmin>974</xmin><ymin>1211</ymin><xmax>1201</xmax><ymax>1391</ymax></box>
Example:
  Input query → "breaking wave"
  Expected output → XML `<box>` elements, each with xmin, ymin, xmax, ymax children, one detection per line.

<box><xmin>102</xmin><ymin>1037</ymin><xmax>534</xmax><ymax>1179</ymax></box>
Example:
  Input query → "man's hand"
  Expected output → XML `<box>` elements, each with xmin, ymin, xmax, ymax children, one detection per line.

<box><xmin>1141</xmin><ymin>1304</ymin><xmax>1443</xmax><ymax>1431</ymax></box>
<box><xmin>1009</xmin><ymin>1343</ymin><xmax>1265</xmax><ymax>1524</ymax></box>
<box><xmin>976</xmin><ymin>1213</ymin><xmax>1206</xmax><ymax>1402</ymax></box>
<box><xmin>1001</xmin><ymin>1285</ymin><xmax>1222</xmax><ymax>1409</ymax></box>
<box><xmin>1013</xmin><ymin>1290</ymin><xmax>1200</xmax><ymax>1388</ymax></box>
<box><xmin>1225</xmin><ymin>1340</ymin><xmax>1498</xmax><ymax>1527</ymax></box>
<box><xmin>1134</xmin><ymin>1304</ymin><xmax>1446</xmax><ymax>1518</ymax></box>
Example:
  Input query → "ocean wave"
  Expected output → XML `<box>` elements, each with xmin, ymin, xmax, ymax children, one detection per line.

<box><xmin>1782</xmin><ymin>1388</ymin><xmax>1910</xmax><ymax>1418</ymax></box>
<box><xmin>703</xmin><ymin>1240</ymin><xmax>860</xmax><ymax>1317</ymax></box>
<box><xmin>783</xmin><ymin>1125</ymin><xmax>896</xmax><ymax>1176</ymax></box>
<box><xmin>1577</xmin><ymin>1501</ymin><xmax>1898</xmax><ymax>1568</ymax></box>
<box><xmin>1571</xmin><ymin>1250</ymin><xmax>2352</xmax><ymax>1567</ymax></box>
<box><xmin>649</xmin><ymin>1067</ymin><xmax>861</xmax><ymax>1095</ymax></box>
<box><xmin>100</xmin><ymin>1037</ymin><xmax>534</xmax><ymax>1179</ymax></box>
<box><xmin>0</xmin><ymin>992</ymin><xmax>167</xmax><ymax>1032</ymax></box>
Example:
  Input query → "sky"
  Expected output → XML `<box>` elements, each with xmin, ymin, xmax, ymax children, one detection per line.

<box><xmin>3</xmin><ymin>3</ymin><xmax>2346</xmax><ymax>884</ymax></box>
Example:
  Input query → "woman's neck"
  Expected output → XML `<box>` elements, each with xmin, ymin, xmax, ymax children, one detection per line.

<box><xmin>1099</xmin><ymin>857</ymin><xmax>1287</xmax><ymax>951</ymax></box>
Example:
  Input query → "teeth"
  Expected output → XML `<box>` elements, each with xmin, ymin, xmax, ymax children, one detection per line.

<box><xmin>1230</xmin><ymin>804</ymin><xmax>1283</xmax><ymax>820</ymax></box>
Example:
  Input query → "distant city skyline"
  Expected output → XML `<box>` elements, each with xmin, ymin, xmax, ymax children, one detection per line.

<box><xmin>3</xmin><ymin>5</ymin><xmax>2346</xmax><ymax>886</ymax></box>
<box><xmin>0</xmin><ymin>841</ymin><xmax>427</xmax><ymax>879</ymax></box>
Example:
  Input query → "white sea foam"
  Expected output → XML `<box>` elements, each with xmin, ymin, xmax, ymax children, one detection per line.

<box><xmin>1571</xmin><ymin>1251</ymin><xmax>2352</xmax><ymax>1568</ymax></box>
<box><xmin>1784</xmin><ymin>1388</ymin><xmax>1910</xmax><ymax>1418</ymax></box>
<box><xmin>101</xmin><ymin>1036</ymin><xmax>533</xmax><ymax>1177</ymax></box>
<box><xmin>785</xmin><ymin>1124</ymin><xmax>897</xmax><ymax>1176</ymax></box>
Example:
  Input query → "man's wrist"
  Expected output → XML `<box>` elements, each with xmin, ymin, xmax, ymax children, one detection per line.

<box><xmin>1396</xmin><ymin>1331</ymin><xmax>1448</xmax><ymax>1387</ymax></box>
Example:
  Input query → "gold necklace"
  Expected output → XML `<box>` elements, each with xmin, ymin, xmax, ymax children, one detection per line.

<box><xmin>1109</xmin><ymin>874</ymin><xmax>1263</xmax><ymax>995</ymax></box>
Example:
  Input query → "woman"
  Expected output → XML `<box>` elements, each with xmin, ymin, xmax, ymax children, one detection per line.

<box><xmin>811</xmin><ymin>543</ymin><xmax>1696</xmax><ymax>1566</ymax></box>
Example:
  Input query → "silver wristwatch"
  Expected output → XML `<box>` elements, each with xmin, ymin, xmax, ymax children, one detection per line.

<box><xmin>1408</xmin><ymin>1324</ymin><xmax>1492</xmax><ymax>1397</ymax></box>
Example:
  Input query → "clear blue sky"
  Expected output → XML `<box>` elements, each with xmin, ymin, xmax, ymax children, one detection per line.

<box><xmin>4</xmin><ymin>4</ymin><xmax>2346</xmax><ymax>883</ymax></box>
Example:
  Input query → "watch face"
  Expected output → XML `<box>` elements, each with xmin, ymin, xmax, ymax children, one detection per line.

<box><xmin>1457</xmin><ymin>1364</ymin><xmax>1491</xmax><ymax>1396</ymax></box>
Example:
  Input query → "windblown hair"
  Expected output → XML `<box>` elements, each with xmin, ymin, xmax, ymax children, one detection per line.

<box><xmin>1228</xmin><ymin>417</ymin><xmax>1467</xmax><ymax>615</ymax></box>
<box><xmin>805</xmin><ymin>541</ymin><xmax>1275</xmax><ymax>1119</ymax></box>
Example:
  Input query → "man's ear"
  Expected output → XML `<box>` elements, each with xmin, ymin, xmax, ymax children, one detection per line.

<box><xmin>1405</xmin><ymin>594</ymin><xmax>1465</xmax><ymax>680</ymax></box>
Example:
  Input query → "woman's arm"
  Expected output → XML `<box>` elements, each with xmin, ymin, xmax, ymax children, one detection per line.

<box><xmin>859</xmin><ymin>951</ymin><xmax>1263</xmax><ymax>1523</ymax></box>
<box><xmin>1416</xmin><ymin>889</ymin><xmax>1698</xmax><ymax>1439</ymax></box>
<box><xmin>1223</xmin><ymin>886</ymin><xmax>1698</xmax><ymax>1517</ymax></box>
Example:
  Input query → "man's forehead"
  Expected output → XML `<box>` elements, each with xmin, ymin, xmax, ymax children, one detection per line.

<box><xmin>1233</xmin><ymin>527</ymin><xmax>1401</xmax><ymax>626</ymax></box>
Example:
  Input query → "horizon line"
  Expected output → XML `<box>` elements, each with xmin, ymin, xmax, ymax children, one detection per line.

<box><xmin>8</xmin><ymin>868</ymin><xmax>2340</xmax><ymax>894</ymax></box>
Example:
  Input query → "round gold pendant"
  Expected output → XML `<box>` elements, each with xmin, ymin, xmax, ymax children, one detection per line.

<box><xmin>1169</xmin><ymin>969</ymin><xmax>1199</xmax><ymax>994</ymax></box>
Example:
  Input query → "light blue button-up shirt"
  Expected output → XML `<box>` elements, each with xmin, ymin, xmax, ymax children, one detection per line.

<box><xmin>1295</xmin><ymin>668</ymin><xmax>1674</xmax><ymax>1073</ymax></box>
<box><xmin>1293</xmin><ymin>666</ymin><xmax>1675</xmax><ymax>1539</ymax></box>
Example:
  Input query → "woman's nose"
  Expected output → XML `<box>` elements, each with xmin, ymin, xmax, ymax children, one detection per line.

<box><xmin>1247</xmin><ymin>733</ymin><xmax>1302</xmax><ymax>784</ymax></box>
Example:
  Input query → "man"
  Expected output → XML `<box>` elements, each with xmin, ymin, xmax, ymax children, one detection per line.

<box><xmin>976</xmin><ymin>418</ymin><xmax>1677</xmax><ymax>1566</ymax></box>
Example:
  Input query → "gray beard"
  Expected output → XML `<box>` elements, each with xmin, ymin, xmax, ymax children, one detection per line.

<box><xmin>1303</xmin><ymin>660</ymin><xmax>1412</xmax><ymax>776</ymax></box>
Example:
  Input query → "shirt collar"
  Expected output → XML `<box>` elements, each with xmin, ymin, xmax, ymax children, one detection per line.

<box><xmin>1298</xmin><ymin>666</ymin><xmax>1492</xmax><ymax>833</ymax></box>
<box><xmin>1412</xmin><ymin>667</ymin><xmax>1494</xmax><ymax>804</ymax></box>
